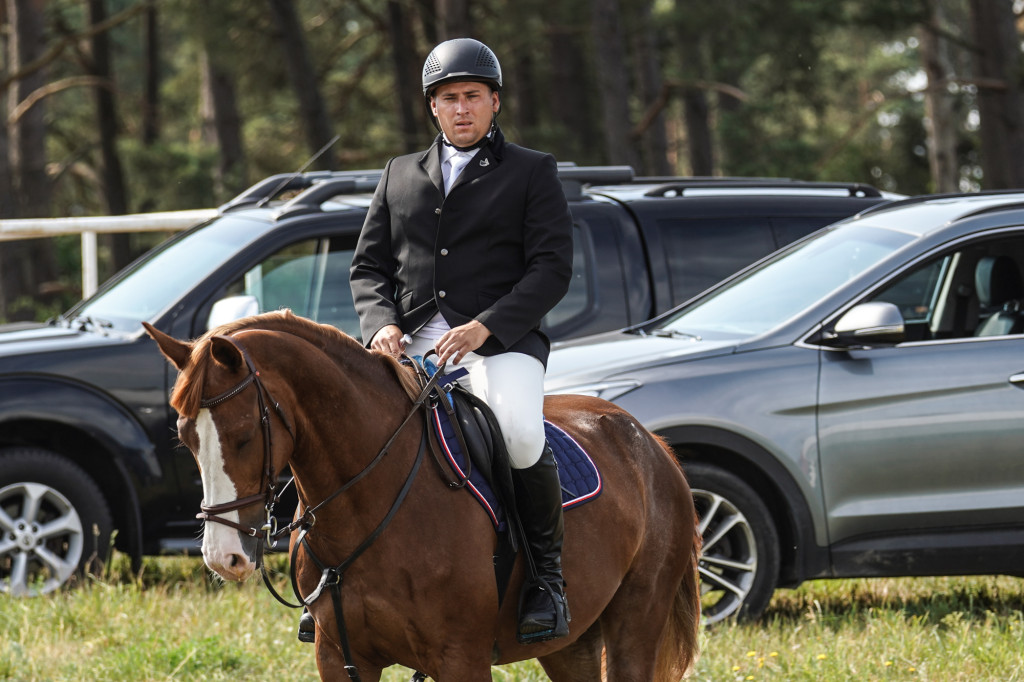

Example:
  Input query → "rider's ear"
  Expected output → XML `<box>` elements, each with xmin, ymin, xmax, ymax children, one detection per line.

<box><xmin>210</xmin><ymin>336</ymin><xmax>245</xmax><ymax>373</ymax></box>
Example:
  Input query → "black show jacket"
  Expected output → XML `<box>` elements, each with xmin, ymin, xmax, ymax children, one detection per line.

<box><xmin>350</xmin><ymin>128</ymin><xmax>573</xmax><ymax>366</ymax></box>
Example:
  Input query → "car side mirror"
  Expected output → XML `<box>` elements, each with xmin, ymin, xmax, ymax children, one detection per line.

<box><xmin>207</xmin><ymin>295</ymin><xmax>259</xmax><ymax>330</ymax></box>
<box><xmin>821</xmin><ymin>301</ymin><xmax>905</xmax><ymax>348</ymax></box>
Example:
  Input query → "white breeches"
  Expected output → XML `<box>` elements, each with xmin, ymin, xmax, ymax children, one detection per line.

<box><xmin>405</xmin><ymin>335</ymin><xmax>546</xmax><ymax>469</ymax></box>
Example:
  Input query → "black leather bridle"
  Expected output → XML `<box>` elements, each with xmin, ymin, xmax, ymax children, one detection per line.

<box><xmin>197</xmin><ymin>335</ymin><xmax>294</xmax><ymax>544</ymax></box>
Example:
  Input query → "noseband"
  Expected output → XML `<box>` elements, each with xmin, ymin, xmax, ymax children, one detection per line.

<box><xmin>197</xmin><ymin>335</ymin><xmax>294</xmax><ymax>543</ymax></box>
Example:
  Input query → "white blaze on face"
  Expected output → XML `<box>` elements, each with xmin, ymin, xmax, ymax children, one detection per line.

<box><xmin>195</xmin><ymin>409</ymin><xmax>253</xmax><ymax>579</ymax></box>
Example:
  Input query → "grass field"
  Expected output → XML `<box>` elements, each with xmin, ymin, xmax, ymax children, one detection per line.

<box><xmin>1</xmin><ymin>553</ymin><xmax>1022</xmax><ymax>681</ymax></box>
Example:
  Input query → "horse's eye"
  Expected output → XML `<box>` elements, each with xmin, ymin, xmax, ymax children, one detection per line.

<box><xmin>233</xmin><ymin>428</ymin><xmax>257</xmax><ymax>451</ymax></box>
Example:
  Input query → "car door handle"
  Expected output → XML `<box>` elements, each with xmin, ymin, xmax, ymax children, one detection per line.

<box><xmin>1010</xmin><ymin>373</ymin><xmax>1024</xmax><ymax>386</ymax></box>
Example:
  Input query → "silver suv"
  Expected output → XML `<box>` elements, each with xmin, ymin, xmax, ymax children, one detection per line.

<box><xmin>545</xmin><ymin>192</ymin><xmax>1024</xmax><ymax>624</ymax></box>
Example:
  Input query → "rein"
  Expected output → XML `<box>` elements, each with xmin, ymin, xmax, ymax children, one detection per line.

<box><xmin>195</xmin><ymin>336</ymin><xmax>459</xmax><ymax>682</ymax></box>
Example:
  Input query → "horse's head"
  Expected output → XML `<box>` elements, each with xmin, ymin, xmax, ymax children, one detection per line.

<box><xmin>145</xmin><ymin>321</ymin><xmax>295</xmax><ymax>582</ymax></box>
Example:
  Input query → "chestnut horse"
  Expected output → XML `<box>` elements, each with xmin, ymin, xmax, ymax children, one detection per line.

<box><xmin>146</xmin><ymin>311</ymin><xmax>700</xmax><ymax>681</ymax></box>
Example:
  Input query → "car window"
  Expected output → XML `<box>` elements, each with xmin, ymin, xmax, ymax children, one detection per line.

<box><xmin>543</xmin><ymin>224</ymin><xmax>591</xmax><ymax>330</ymax></box>
<box><xmin>868</xmin><ymin>234</ymin><xmax>1024</xmax><ymax>341</ymax></box>
<box><xmin>770</xmin><ymin>216</ymin><xmax>836</xmax><ymax>248</ymax></box>
<box><xmin>225</xmin><ymin>236</ymin><xmax>361</xmax><ymax>340</ymax></box>
<box><xmin>72</xmin><ymin>215</ymin><xmax>268</xmax><ymax>331</ymax></box>
<box><xmin>658</xmin><ymin>218</ymin><xmax>777</xmax><ymax>304</ymax></box>
<box><xmin>871</xmin><ymin>256</ymin><xmax>949</xmax><ymax>324</ymax></box>
<box><xmin>663</xmin><ymin>224</ymin><xmax>915</xmax><ymax>339</ymax></box>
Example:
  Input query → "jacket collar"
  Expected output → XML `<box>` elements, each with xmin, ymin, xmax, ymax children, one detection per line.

<box><xmin>420</xmin><ymin>127</ymin><xmax>506</xmax><ymax>196</ymax></box>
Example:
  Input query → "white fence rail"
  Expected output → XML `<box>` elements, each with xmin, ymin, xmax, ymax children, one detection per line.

<box><xmin>0</xmin><ymin>209</ymin><xmax>219</xmax><ymax>298</ymax></box>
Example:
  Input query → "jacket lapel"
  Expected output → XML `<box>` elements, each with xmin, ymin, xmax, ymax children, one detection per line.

<box><xmin>420</xmin><ymin>136</ymin><xmax>445</xmax><ymax>197</ymax></box>
<box><xmin>451</xmin><ymin>127</ymin><xmax>505</xmax><ymax>191</ymax></box>
<box><xmin>455</xmin><ymin>147</ymin><xmax>496</xmax><ymax>190</ymax></box>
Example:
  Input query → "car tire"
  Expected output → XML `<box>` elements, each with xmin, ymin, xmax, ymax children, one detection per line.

<box><xmin>0</xmin><ymin>447</ymin><xmax>114</xmax><ymax>596</ymax></box>
<box><xmin>684</xmin><ymin>461</ymin><xmax>780</xmax><ymax>625</ymax></box>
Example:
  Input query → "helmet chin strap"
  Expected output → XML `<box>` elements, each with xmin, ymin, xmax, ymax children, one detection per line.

<box><xmin>440</xmin><ymin>118</ymin><xmax>498</xmax><ymax>153</ymax></box>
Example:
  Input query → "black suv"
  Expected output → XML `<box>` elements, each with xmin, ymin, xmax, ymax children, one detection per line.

<box><xmin>0</xmin><ymin>168</ymin><xmax>890</xmax><ymax>595</ymax></box>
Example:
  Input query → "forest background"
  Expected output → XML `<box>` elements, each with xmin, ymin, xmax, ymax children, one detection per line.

<box><xmin>1</xmin><ymin>0</ymin><xmax>1023</xmax><ymax>322</ymax></box>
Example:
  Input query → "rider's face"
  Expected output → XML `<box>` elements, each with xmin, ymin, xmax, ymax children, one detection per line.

<box><xmin>430</xmin><ymin>81</ymin><xmax>499</xmax><ymax>148</ymax></box>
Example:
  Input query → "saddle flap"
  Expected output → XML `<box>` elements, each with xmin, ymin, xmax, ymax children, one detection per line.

<box><xmin>450</xmin><ymin>386</ymin><xmax>494</xmax><ymax>482</ymax></box>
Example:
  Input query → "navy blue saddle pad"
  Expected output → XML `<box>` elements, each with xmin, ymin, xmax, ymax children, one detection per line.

<box><xmin>429</xmin><ymin>404</ymin><xmax>602</xmax><ymax>531</ymax></box>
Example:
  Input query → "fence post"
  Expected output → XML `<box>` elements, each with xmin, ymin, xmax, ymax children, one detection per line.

<box><xmin>81</xmin><ymin>231</ymin><xmax>99</xmax><ymax>298</ymax></box>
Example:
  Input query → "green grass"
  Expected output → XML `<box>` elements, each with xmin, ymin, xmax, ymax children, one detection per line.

<box><xmin>1</xmin><ymin>553</ymin><xmax>1021</xmax><ymax>681</ymax></box>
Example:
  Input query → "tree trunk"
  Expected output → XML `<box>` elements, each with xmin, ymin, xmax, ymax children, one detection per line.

<box><xmin>547</xmin><ymin>22</ymin><xmax>600</xmax><ymax>165</ymax></box>
<box><xmin>683</xmin><ymin>86</ymin><xmax>713</xmax><ymax>176</ymax></box>
<box><xmin>1</xmin><ymin>0</ymin><xmax>60</xmax><ymax>321</ymax></box>
<box><xmin>920</xmin><ymin>0</ymin><xmax>958</xmax><ymax>193</ymax></box>
<box><xmin>435</xmin><ymin>0</ymin><xmax>470</xmax><ymax>39</ymax></box>
<box><xmin>141</xmin><ymin>3</ymin><xmax>159</xmax><ymax>145</ymax></box>
<box><xmin>200</xmin><ymin>47</ymin><xmax>245</xmax><ymax>198</ymax></box>
<box><xmin>969</xmin><ymin>0</ymin><xmax>1024</xmax><ymax>189</ymax></box>
<box><xmin>388</xmin><ymin>0</ymin><xmax>424</xmax><ymax>153</ymax></box>
<box><xmin>266</xmin><ymin>0</ymin><xmax>337</xmax><ymax>170</ymax></box>
<box><xmin>510</xmin><ymin>47</ymin><xmax>537</xmax><ymax>138</ymax></box>
<box><xmin>7</xmin><ymin>0</ymin><xmax>49</xmax><ymax>218</ymax></box>
<box><xmin>87</xmin><ymin>0</ymin><xmax>131</xmax><ymax>275</ymax></box>
<box><xmin>632</xmin><ymin>0</ymin><xmax>671</xmax><ymax>175</ymax></box>
<box><xmin>590</xmin><ymin>0</ymin><xmax>640</xmax><ymax>168</ymax></box>
<box><xmin>414</xmin><ymin>0</ymin><xmax>438</xmax><ymax>48</ymax></box>
<box><xmin>0</xmin><ymin>6</ymin><xmax>16</xmax><ymax>220</ymax></box>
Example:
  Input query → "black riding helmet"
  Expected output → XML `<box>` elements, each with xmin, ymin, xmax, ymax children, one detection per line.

<box><xmin>422</xmin><ymin>38</ymin><xmax>502</xmax><ymax>146</ymax></box>
<box><xmin>422</xmin><ymin>38</ymin><xmax>502</xmax><ymax>99</ymax></box>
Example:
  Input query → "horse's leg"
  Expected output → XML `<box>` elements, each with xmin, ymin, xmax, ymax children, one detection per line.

<box><xmin>537</xmin><ymin>621</ymin><xmax>605</xmax><ymax>682</ymax></box>
<box><xmin>600</xmin><ymin>507</ymin><xmax>696</xmax><ymax>680</ymax></box>
<box><xmin>598</xmin><ymin>548</ymin><xmax>695</xmax><ymax>682</ymax></box>
<box><xmin>600</xmin><ymin>582</ymin><xmax>671</xmax><ymax>681</ymax></box>
<box><xmin>315</xmin><ymin>634</ymin><xmax>382</xmax><ymax>682</ymax></box>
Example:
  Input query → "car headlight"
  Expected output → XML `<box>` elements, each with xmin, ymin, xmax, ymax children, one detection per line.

<box><xmin>544</xmin><ymin>379</ymin><xmax>641</xmax><ymax>401</ymax></box>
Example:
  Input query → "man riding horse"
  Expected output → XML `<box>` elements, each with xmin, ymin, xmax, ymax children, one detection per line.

<box><xmin>346</xmin><ymin>37</ymin><xmax>574</xmax><ymax>644</ymax></box>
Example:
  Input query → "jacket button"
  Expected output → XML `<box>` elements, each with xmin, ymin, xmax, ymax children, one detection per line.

<box><xmin>434</xmin><ymin>208</ymin><xmax>441</xmax><ymax>215</ymax></box>
<box><xmin>440</xmin><ymin>248</ymin><xmax>449</xmax><ymax>256</ymax></box>
<box><xmin>438</xmin><ymin>290</ymin><xmax>447</xmax><ymax>298</ymax></box>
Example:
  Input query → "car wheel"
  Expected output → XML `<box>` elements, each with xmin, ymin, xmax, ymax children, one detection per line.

<box><xmin>684</xmin><ymin>462</ymin><xmax>780</xmax><ymax>625</ymax></box>
<box><xmin>0</xmin><ymin>447</ymin><xmax>113</xmax><ymax>596</ymax></box>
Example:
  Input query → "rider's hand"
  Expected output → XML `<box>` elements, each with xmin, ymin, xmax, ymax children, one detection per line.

<box><xmin>370</xmin><ymin>325</ymin><xmax>407</xmax><ymax>357</ymax></box>
<box><xmin>435</xmin><ymin>320</ymin><xmax>491</xmax><ymax>365</ymax></box>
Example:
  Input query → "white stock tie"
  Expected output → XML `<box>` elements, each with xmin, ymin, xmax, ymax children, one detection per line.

<box><xmin>444</xmin><ymin>152</ymin><xmax>472</xmax><ymax>194</ymax></box>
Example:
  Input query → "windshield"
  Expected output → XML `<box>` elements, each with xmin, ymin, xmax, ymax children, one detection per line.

<box><xmin>66</xmin><ymin>214</ymin><xmax>270</xmax><ymax>332</ymax></box>
<box><xmin>659</xmin><ymin>224</ymin><xmax>917</xmax><ymax>339</ymax></box>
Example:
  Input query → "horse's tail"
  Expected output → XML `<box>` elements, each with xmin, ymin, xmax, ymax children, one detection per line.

<box><xmin>656</xmin><ymin>516</ymin><xmax>703</xmax><ymax>680</ymax></box>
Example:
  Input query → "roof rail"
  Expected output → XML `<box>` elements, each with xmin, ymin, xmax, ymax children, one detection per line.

<box><xmin>219</xmin><ymin>169</ymin><xmax>383</xmax><ymax>213</ymax></box>
<box><xmin>635</xmin><ymin>175</ymin><xmax>792</xmax><ymax>184</ymax></box>
<box><xmin>642</xmin><ymin>180</ymin><xmax>883</xmax><ymax>198</ymax></box>
<box><xmin>274</xmin><ymin>176</ymin><xmax>383</xmax><ymax>219</ymax></box>
<box><xmin>557</xmin><ymin>165</ymin><xmax>635</xmax><ymax>199</ymax></box>
<box><xmin>956</xmin><ymin>198</ymin><xmax>1024</xmax><ymax>222</ymax></box>
<box><xmin>224</xmin><ymin>165</ymin><xmax>639</xmax><ymax>211</ymax></box>
<box><xmin>855</xmin><ymin>189</ymin><xmax>1024</xmax><ymax>218</ymax></box>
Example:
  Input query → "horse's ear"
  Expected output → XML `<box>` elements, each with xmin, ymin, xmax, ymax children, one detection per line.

<box><xmin>209</xmin><ymin>335</ymin><xmax>245</xmax><ymax>373</ymax></box>
<box><xmin>143</xmin><ymin>322</ymin><xmax>192</xmax><ymax>371</ymax></box>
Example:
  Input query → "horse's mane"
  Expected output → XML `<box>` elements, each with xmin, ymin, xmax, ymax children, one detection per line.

<box><xmin>171</xmin><ymin>309</ymin><xmax>420</xmax><ymax>418</ymax></box>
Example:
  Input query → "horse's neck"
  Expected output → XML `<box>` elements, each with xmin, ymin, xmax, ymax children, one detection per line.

<box><xmin>284</xmin><ymin>347</ymin><xmax>417</xmax><ymax>513</ymax></box>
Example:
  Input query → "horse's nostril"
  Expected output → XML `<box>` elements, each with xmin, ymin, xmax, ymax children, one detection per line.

<box><xmin>229</xmin><ymin>553</ymin><xmax>241</xmax><ymax>567</ymax></box>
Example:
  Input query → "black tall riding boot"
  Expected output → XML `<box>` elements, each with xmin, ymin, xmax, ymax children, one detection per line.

<box><xmin>511</xmin><ymin>445</ymin><xmax>570</xmax><ymax>644</ymax></box>
<box><xmin>297</xmin><ymin>607</ymin><xmax>315</xmax><ymax>643</ymax></box>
